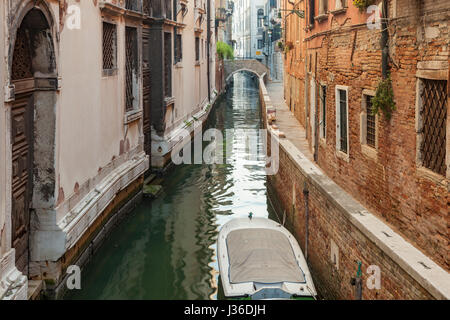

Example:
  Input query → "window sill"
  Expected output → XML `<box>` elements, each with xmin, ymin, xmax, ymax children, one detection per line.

<box><xmin>314</xmin><ymin>14</ymin><xmax>328</xmax><ymax>23</ymax></box>
<box><xmin>361</xmin><ymin>144</ymin><xmax>377</xmax><ymax>161</ymax></box>
<box><xmin>102</xmin><ymin>68</ymin><xmax>118</xmax><ymax>77</ymax></box>
<box><xmin>124</xmin><ymin>109</ymin><xmax>142</xmax><ymax>124</ymax></box>
<box><xmin>195</xmin><ymin>61</ymin><xmax>200</xmax><ymax>66</ymax></box>
<box><xmin>416</xmin><ymin>166</ymin><xmax>447</xmax><ymax>186</ymax></box>
<box><xmin>336</xmin><ymin>150</ymin><xmax>350</xmax><ymax>163</ymax></box>
<box><xmin>174</xmin><ymin>62</ymin><xmax>183</xmax><ymax>68</ymax></box>
<box><xmin>331</xmin><ymin>8</ymin><xmax>347</xmax><ymax>16</ymax></box>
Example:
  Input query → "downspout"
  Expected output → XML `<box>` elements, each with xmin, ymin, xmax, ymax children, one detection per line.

<box><xmin>207</xmin><ymin>0</ymin><xmax>211</xmax><ymax>102</ymax></box>
<box><xmin>381</xmin><ymin>0</ymin><xmax>389</xmax><ymax>79</ymax></box>
<box><xmin>303</xmin><ymin>183</ymin><xmax>309</xmax><ymax>261</ymax></box>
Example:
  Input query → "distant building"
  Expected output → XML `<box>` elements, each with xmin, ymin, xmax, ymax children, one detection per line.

<box><xmin>262</xmin><ymin>0</ymin><xmax>283</xmax><ymax>80</ymax></box>
<box><xmin>232</xmin><ymin>0</ymin><xmax>266</xmax><ymax>60</ymax></box>
<box><xmin>216</xmin><ymin>0</ymin><xmax>234</xmax><ymax>45</ymax></box>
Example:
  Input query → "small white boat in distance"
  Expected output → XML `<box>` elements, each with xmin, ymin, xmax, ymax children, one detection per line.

<box><xmin>217</xmin><ymin>216</ymin><xmax>317</xmax><ymax>300</ymax></box>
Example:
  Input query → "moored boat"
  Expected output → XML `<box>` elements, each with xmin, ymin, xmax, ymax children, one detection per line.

<box><xmin>217</xmin><ymin>216</ymin><xmax>317</xmax><ymax>300</ymax></box>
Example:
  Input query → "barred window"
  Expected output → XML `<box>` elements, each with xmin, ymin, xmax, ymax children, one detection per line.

<box><xmin>337</xmin><ymin>88</ymin><xmax>348</xmax><ymax>154</ymax></box>
<box><xmin>164</xmin><ymin>32</ymin><xmax>172</xmax><ymax>98</ymax></box>
<box><xmin>195</xmin><ymin>37</ymin><xmax>200</xmax><ymax>62</ymax></box>
<box><xmin>125</xmin><ymin>27</ymin><xmax>138</xmax><ymax>111</ymax></box>
<box><xmin>420</xmin><ymin>79</ymin><xmax>447</xmax><ymax>176</ymax></box>
<box><xmin>174</xmin><ymin>33</ymin><xmax>182</xmax><ymax>64</ymax></box>
<box><xmin>366</xmin><ymin>95</ymin><xmax>376</xmax><ymax>148</ymax></box>
<box><xmin>320</xmin><ymin>86</ymin><xmax>327</xmax><ymax>139</ymax></box>
<box><xmin>102</xmin><ymin>22</ymin><xmax>117</xmax><ymax>72</ymax></box>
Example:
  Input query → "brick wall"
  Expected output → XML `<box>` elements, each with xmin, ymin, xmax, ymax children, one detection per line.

<box><xmin>259</xmin><ymin>79</ymin><xmax>445</xmax><ymax>299</ymax></box>
<box><xmin>268</xmin><ymin>144</ymin><xmax>435</xmax><ymax>299</ymax></box>
<box><xmin>282</xmin><ymin>0</ymin><xmax>449</xmax><ymax>272</ymax></box>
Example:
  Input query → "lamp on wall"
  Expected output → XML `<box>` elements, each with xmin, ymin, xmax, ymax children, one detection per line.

<box><xmin>277</xmin><ymin>8</ymin><xmax>305</xmax><ymax>19</ymax></box>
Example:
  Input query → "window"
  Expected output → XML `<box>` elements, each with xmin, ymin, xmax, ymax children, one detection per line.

<box><xmin>102</xmin><ymin>22</ymin><xmax>117</xmax><ymax>73</ymax></box>
<box><xmin>257</xmin><ymin>39</ymin><xmax>264</xmax><ymax>49</ymax></box>
<box><xmin>365</xmin><ymin>96</ymin><xmax>376</xmax><ymax>148</ymax></box>
<box><xmin>335</xmin><ymin>0</ymin><xmax>346</xmax><ymax>10</ymax></box>
<box><xmin>195</xmin><ymin>36</ymin><xmax>200</xmax><ymax>62</ymax></box>
<box><xmin>336</xmin><ymin>86</ymin><xmax>349</xmax><ymax>155</ymax></box>
<box><xmin>309</xmin><ymin>0</ymin><xmax>315</xmax><ymax>26</ymax></box>
<box><xmin>126</xmin><ymin>0</ymin><xmax>141</xmax><ymax>11</ymax></box>
<box><xmin>360</xmin><ymin>91</ymin><xmax>377</xmax><ymax>155</ymax></box>
<box><xmin>319</xmin><ymin>0</ymin><xmax>328</xmax><ymax>15</ymax></box>
<box><xmin>125</xmin><ymin>26</ymin><xmax>138</xmax><ymax>111</ymax></box>
<box><xmin>320</xmin><ymin>85</ymin><xmax>327</xmax><ymax>139</ymax></box>
<box><xmin>174</xmin><ymin>33</ymin><xmax>182</xmax><ymax>63</ymax></box>
<box><xmin>164</xmin><ymin>32</ymin><xmax>172</xmax><ymax>97</ymax></box>
<box><xmin>419</xmin><ymin>79</ymin><xmax>447</xmax><ymax>176</ymax></box>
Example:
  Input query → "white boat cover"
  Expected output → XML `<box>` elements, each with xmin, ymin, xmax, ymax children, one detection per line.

<box><xmin>226</xmin><ymin>228</ymin><xmax>306</xmax><ymax>284</ymax></box>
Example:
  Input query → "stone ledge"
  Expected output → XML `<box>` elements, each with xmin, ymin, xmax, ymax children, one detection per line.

<box><xmin>258</xmin><ymin>77</ymin><xmax>450</xmax><ymax>300</ymax></box>
<box><xmin>61</xmin><ymin>152</ymin><xmax>149</xmax><ymax>251</ymax></box>
<box><xmin>0</xmin><ymin>250</ymin><xmax>27</xmax><ymax>300</ymax></box>
<box><xmin>29</xmin><ymin>152</ymin><xmax>149</xmax><ymax>262</ymax></box>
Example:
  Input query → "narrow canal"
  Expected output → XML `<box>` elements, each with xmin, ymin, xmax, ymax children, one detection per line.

<box><xmin>66</xmin><ymin>73</ymin><xmax>279</xmax><ymax>300</ymax></box>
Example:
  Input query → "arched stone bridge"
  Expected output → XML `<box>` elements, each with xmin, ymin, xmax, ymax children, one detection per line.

<box><xmin>224</xmin><ymin>59</ymin><xmax>270</xmax><ymax>82</ymax></box>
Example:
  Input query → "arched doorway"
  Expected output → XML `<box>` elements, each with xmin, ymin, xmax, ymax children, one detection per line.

<box><xmin>10</xmin><ymin>7</ymin><xmax>57</xmax><ymax>276</ymax></box>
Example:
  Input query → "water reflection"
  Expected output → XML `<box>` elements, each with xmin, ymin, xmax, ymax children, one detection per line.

<box><xmin>66</xmin><ymin>73</ymin><xmax>273</xmax><ymax>300</ymax></box>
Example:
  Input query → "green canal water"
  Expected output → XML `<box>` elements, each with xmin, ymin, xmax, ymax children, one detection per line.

<box><xmin>65</xmin><ymin>73</ymin><xmax>279</xmax><ymax>300</ymax></box>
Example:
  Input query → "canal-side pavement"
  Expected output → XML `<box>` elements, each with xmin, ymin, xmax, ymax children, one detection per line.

<box><xmin>260</xmin><ymin>78</ymin><xmax>450</xmax><ymax>300</ymax></box>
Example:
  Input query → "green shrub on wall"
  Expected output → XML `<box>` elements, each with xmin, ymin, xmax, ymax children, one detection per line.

<box><xmin>371</xmin><ymin>75</ymin><xmax>396</xmax><ymax>121</ymax></box>
<box><xmin>217</xmin><ymin>41</ymin><xmax>234</xmax><ymax>60</ymax></box>
<box><xmin>353</xmin><ymin>0</ymin><xmax>376</xmax><ymax>11</ymax></box>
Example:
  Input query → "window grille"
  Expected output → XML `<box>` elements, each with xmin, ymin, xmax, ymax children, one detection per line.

<box><xmin>339</xmin><ymin>89</ymin><xmax>348</xmax><ymax>153</ymax></box>
<box><xmin>125</xmin><ymin>27</ymin><xmax>138</xmax><ymax>111</ymax></box>
<box><xmin>12</xmin><ymin>26</ymin><xmax>33</xmax><ymax>80</ymax></box>
<box><xmin>321</xmin><ymin>85</ymin><xmax>327</xmax><ymax>138</ymax></box>
<box><xmin>366</xmin><ymin>96</ymin><xmax>376</xmax><ymax>148</ymax></box>
<box><xmin>164</xmin><ymin>32</ymin><xmax>172</xmax><ymax>98</ymax></box>
<box><xmin>420</xmin><ymin>79</ymin><xmax>447</xmax><ymax>176</ymax></box>
<box><xmin>195</xmin><ymin>37</ymin><xmax>200</xmax><ymax>61</ymax></box>
<box><xmin>175</xmin><ymin>34</ymin><xmax>182</xmax><ymax>63</ymax></box>
<box><xmin>103</xmin><ymin>22</ymin><xmax>117</xmax><ymax>71</ymax></box>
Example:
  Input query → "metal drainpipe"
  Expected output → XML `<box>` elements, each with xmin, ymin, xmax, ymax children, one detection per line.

<box><xmin>303</xmin><ymin>182</ymin><xmax>309</xmax><ymax>261</ymax></box>
<box><xmin>381</xmin><ymin>0</ymin><xmax>389</xmax><ymax>79</ymax></box>
<box><xmin>207</xmin><ymin>0</ymin><xmax>211</xmax><ymax>102</ymax></box>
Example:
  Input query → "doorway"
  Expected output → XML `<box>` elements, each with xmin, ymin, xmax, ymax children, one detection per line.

<box><xmin>10</xmin><ymin>7</ymin><xmax>57</xmax><ymax>276</ymax></box>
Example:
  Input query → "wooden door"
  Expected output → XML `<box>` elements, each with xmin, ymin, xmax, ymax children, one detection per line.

<box><xmin>11</xmin><ymin>89</ymin><xmax>34</xmax><ymax>275</ymax></box>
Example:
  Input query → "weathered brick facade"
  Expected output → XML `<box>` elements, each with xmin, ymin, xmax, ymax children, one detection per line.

<box><xmin>282</xmin><ymin>0</ymin><xmax>449</xmax><ymax>275</ymax></box>
<box><xmin>260</xmin><ymin>76</ymin><xmax>448</xmax><ymax>299</ymax></box>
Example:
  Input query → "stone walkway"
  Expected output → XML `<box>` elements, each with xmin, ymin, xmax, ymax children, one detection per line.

<box><xmin>265</xmin><ymin>80</ymin><xmax>315</xmax><ymax>163</ymax></box>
